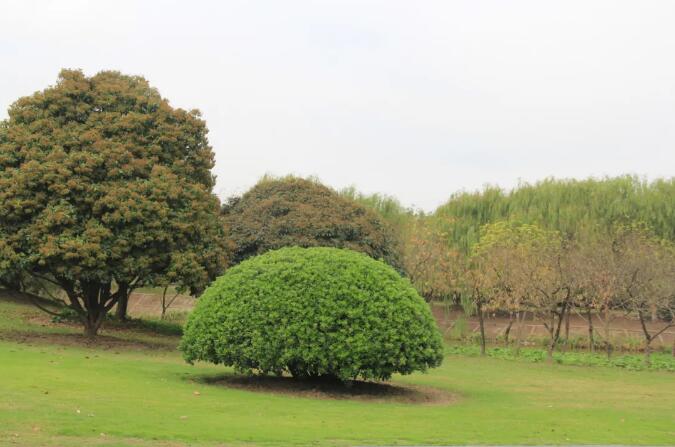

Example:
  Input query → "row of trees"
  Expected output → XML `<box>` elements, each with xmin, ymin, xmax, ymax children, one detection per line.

<box><xmin>344</xmin><ymin>185</ymin><xmax>675</xmax><ymax>364</ymax></box>
<box><xmin>464</xmin><ymin>223</ymin><xmax>675</xmax><ymax>364</ymax></box>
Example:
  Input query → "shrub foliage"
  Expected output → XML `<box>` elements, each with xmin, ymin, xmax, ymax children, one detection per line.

<box><xmin>180</xmin><ymin>247</ymin><xmax>443</xmax><ymax>381</ymax></box>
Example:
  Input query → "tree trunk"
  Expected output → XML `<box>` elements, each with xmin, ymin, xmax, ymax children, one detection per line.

<box><xmin>83</xmin><ymin>300</ymin><xmax>104</xmax><ymax>338</ymax></box>
<box><xmin>603</xmin><ymin>308</ymin><xmax>613</xmax><ymax>360</ymax></box>
<box><xmin>563</xmin><ymin>305</ymin><xmax>571</xmax><ymax>352</ymax></box>
<box><xmin>586</xmin><ymin>308</ymin><xmax>595</xmax><ymax>354</ymax></box>
<box><xmin>546</xmin><ymin>341</ymin><xmax>555</xmax><ymax>362</ymax></box>
<box><xmin>637</xmin><ymin>310</ymin><xmax>653</xmax><ymax>367</ymax></box>
<box><xmin>546</xmin><ymin>317</ymin><xmax>556</xmax><ymax>363</ymax></box>
<box><xmin>477</xmin><ymin>301</ymin><xmax>486</xmax><ymax>356</ymax></box>
<box><xmin>83</xmin><ymin>318</ymin><xmax>102</xmax><ymax>338</ymax></box>
<box><xmin>161</xmin><ymin>286</ymin><xmax>168</xmax><ymax>320</ymax></box>
<box><xmin>547</xmin><ymin>301</ymin><xmax>569</xmax><ymax>363</ymax></box>
<box><xmin>514</xmin><ymin>311</ymin><xmax>525</xmax><ymax>355</ymax></box>
<box><xmin>504</xmin><ymin>314</ymin><xmax>514</xmax><ymax>346</ymax></box>
<box><xmin>115</xmin><ymin>284</ymin><xmax>130</xmax><ymax>320</ymax></box>
<box><xmin>545</xmin><ymin>318</ymin><xmax>555</xmax><ymax>363</ymax></box>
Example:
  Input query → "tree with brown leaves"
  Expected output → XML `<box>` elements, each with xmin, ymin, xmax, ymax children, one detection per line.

<box><xmin>0</xmin><ymin>69</ymin><xmax>227</xmax><ymax>336</ymax></box>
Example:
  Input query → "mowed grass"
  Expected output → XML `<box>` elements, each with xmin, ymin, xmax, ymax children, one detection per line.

<box><xmin>0</xmin><ymin>296</ymin><xmax>674</xmax><ymax>446</ymax></box>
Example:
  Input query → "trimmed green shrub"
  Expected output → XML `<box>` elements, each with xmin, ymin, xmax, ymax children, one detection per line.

<box><xmin>180</xmin><ymin>247</ymin><xmax>443</xmax><ymax>381</ymax></box>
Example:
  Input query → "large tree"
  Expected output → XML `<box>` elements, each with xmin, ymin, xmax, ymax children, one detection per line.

<box><xmin>222</xmin><ymin>176</ymin><xmax>403</xmax><ymax>271</ymax></box>
<box><xmin>0</xmin><ymin>69</ymin><xmax>226</xmax><ymax>336</ymax></box>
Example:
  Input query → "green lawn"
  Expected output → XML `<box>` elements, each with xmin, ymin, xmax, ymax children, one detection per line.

<box><xmin>1</xmin><ymin>295</ymin><xmax>674</xmax><ymax>446</ymax></box>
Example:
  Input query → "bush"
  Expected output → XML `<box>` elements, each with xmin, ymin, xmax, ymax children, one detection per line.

<box><xmin>180</xmin><ymin>247</ymin><xmax>443</xmax><ymax>381</ymax></box>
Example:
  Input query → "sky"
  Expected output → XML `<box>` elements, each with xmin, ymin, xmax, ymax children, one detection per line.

<box><xmin>1</xmin><ymin>1</ymin><xmax>674</xmax><ymax>211</ymax></box>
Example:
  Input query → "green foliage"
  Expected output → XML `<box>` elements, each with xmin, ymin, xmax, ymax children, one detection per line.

<box><xmin>472</xmin><ymin>221</ymin><xmax>561</xmax><ymax>255</ymax></box>
<box><xmin>436</xmin><ymin>176</ymin><xmax>675</xmax><ymax>253</ymax></box>
<box><xmin>223</xmin><ymin>176</ymin><xmax>403</xmax><ymax>271</ymax></box>
<box><xmin>181</xmin><ymin>247</ymin><xmax>443</xmax><ymax>381</ymax></box>
<box><xmin>338</xmin><ymin>186</ymin><xmax>417</xmax><ymax>233</ymax></box>
<box><xmin>449</xmin><ymin>313</ymin><xmax>470</xmax><ymax>340</ymax></box>
<box><xmin>0</xmin><ymin>69</ymin><xmax>226</xmax><ymax>335</ymax></box>
<box><xmin>445</xmin><ymin>345</ymin><xmax>675</xmax><ymax>371</ymax></box>
<box><xmin>128</xmin><ymin>317</ymin><xmax>183</xmax><ymax>336</ymax></box>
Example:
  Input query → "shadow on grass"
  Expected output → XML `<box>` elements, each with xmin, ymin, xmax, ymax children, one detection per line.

<box><xmin>192</xmin><ymin>371</ymin><xmax>456</xmax><ymax>405</ymax></box>
<box><xmin>0</xmin><ymin>330</ymin><xmax>177</xmax><ymax>352</ymax></box>
<box><xmin>107</xmin><ymin>317</ymin><xmax>183</xmax><ymax>337</ymax></box>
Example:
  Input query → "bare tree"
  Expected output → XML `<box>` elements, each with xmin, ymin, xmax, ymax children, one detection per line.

<box><xmin>570</xmin><ymin>232</ymin><xmax>623</xmax><ymax>358</ymax></box>
<box><xmin>160</xmin><ymin>286</ymin><xmax>182</xmax><ymax>320</ymax></box>
<box><xmin>458</xmin><ymin>256</ymin><xmax>498</xmax><ymax>356</ymax></box>
<box><xmin>471</xmin><ymin>222</ymin><xmax>564</xmax><ymax>358</ymax></box>
<box><xmin>616</xmin><ymin>228</ymin><xmax>675</xmax><ymax>366</ymax></box>
<box><xmin>402</xmin><ymin>217</ymin><xmax>458</xmax><ymax>302</ymax></box>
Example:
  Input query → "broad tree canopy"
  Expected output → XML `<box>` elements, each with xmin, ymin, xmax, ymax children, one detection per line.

<box><xmin>222</xmin><ymin>176</ymin><xmax>403</xmax><ymax>271</ymax></box>
<box><xmin>0</xmin><ymin>69</ymin><xmax>226</xmax><ymax>335</ymax></box>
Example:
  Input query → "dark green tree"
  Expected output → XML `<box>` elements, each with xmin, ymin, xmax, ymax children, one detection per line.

<box><xmin>222</xmin><ymin>176</ymin><xmax>403</xmax><ymax>271</ymax></box>
<box><xmin>0</xmin><ymin>69</ymin><xmax>227</xmax><ymax>336</ymax></box>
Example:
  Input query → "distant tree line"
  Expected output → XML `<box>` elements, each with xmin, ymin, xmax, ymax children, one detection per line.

<box><xmin>434</xmin><ymin>176</ymin><xmax>675</xmax><ymax>253</ymax></box>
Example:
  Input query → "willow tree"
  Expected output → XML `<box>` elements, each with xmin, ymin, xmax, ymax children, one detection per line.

<box><xmin>435</xmin><ymin>176</ymin><xmax>675</xmax><ymax>253</ymax></box>
<box><xmin>0</xmin><ymin>69</ymin><xmax>227</xmax><ymax>336</ymax></box>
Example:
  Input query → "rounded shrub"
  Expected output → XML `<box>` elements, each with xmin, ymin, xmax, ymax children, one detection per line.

<box><xmin>222</xmin><ymin>176</ymin><xmax>403</xmax><ymax>272</ymax></box>
<box><xmin>180</xmin><ymin>247</ymin><xmax>443</xmax><ymax>381</ymax></box>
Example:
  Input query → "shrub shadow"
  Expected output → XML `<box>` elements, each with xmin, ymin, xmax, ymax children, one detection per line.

<box><xmin>193</xmin><ymin>372</ymin><xmax>456</xmax><ymax>405</ymax></box>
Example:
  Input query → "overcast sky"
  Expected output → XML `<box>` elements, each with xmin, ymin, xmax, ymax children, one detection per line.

<box><xmin>2</xmin><ymin>1</ymin><xmax>674</xmax><ymax>210</ymax></box>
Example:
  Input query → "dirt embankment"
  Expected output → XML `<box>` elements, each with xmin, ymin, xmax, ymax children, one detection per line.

<box><xmin>125</xmin><ymin>292</ymin><xmax>195</xmax><ymax>316</ymax></box>
<box><xmin>431</xmin><ymin>306</ymin><xmax>674</xmax><ymax>348</ymax></box>
<box><xmin>125</xmin><ymin>294</ymin><xmax>674</xmax><ymax>348</ymax></box>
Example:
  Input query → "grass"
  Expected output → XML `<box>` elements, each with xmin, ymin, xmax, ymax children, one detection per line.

<box><xmin>445</xmin><ymin>344</ymin><xmax>675</xmax><ymax>371</ymax></box>
<box><xmin>1</xmin><ymin>293</ymin><xmax>674</xmax><ymax>446</ymax></box>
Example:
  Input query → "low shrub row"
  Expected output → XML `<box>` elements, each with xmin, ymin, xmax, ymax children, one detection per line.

<box><xmin>446</xmin><ymin>345</ymin><xmax>675</xmax><ymax>371</ymax></box>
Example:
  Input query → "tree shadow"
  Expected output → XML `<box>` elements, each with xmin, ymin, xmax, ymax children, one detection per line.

<box><xmin>0</xmin><ymin>330</ymin><xmax>176</xmax><ymax>351</ymax></box>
